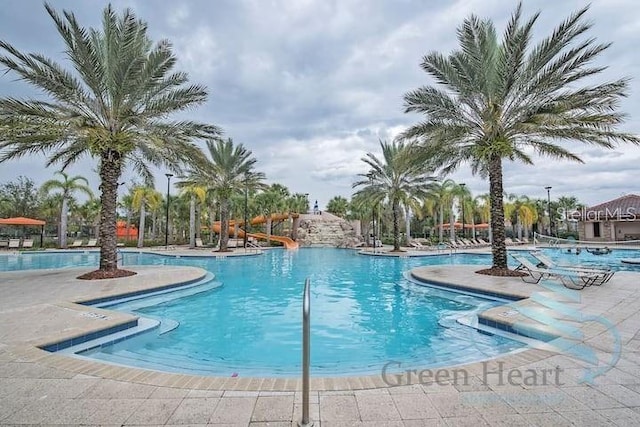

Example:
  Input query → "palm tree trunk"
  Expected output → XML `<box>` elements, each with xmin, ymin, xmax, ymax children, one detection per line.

<box><xmin>98</xmin><ymin>155</ymin><xmax>122</xmax><ymax>271</ymax></box>
<box><xmin>439</xmin><ymin>205</ymin><xmax>444</xmax><ymax>242</ymax></box>
<box><xmin>195</xmin><ymin>205</ymin><xmax>201</xmax><ymax>239</ymax></box>
<box><xmin>189</xmin><ymin>194</ymin><xmax>196</xmax><ymax>249</ymax></box>
<box><xmin>209</xmin><ymin>205</ymin><xmax>216</xmax><ymax>245</ymax></box>
<box><xmin>392</xmin><ymin>200</ymin><xmax>401</xmax><ymax>251</ymax></box>
<box><xmin>151</xmin><ymin>210</ymin><xmax>157</xmax><ymax>239</ymax></box>
<box><xmin>219</xmin><ymin>199</ymin><xmax>230</xmax><ymax>251</ymax></box>
<box><xmin>137</xmin><ymin>202</ymin><xmax>146</xmax><ymax>248</ymax></box>
<box><xmin>449</xmin><ymin>206</ymin><xmax>455</xmax><ymax>241</ymax></box>
<box><xmin>488</xmin><ymin>154</ymin><xmax>508</xmax><ymax>270</ymax></box>
<box><xmin>60</xmin><ymin>197</ymin><xmax>68</xmax><ymax>248</ymax></box>
<box><xmin>405</xmin><ymin>206</ymin><xmax>411</xmax><ymax>245</ymax></box>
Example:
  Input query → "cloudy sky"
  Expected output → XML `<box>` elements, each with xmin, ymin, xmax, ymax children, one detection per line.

<box><xmin>1</xmin><ymin>0</ymin><xmax>639</xmax><ymax>208</ymax></box>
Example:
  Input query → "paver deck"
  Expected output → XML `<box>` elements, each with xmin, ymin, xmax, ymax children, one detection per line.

<box><xmin>1</xmin><ymin>259</ymin><xmax>640</xmax><ymax>426</ymax></box>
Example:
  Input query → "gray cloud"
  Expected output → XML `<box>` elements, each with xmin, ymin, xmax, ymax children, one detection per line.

<box><xmin>1</xmin><ymin>0</ymin><xmax>638</xmax><ymax>208</ymax></box>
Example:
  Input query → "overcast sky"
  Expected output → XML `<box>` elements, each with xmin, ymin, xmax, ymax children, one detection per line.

<box><xmin>1</xmin><ymin>0</ymin><xmax>639</xmax><ymax>208</ymax></box>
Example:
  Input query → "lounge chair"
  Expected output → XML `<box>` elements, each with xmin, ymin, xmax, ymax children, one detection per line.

<box><xmin>22</xmin><ymin>239</ymin><xmax>34</xmax><ymax>249</ymax></box>
<box><xmin>8</xmin><ymin>239</ymin><xmax>20</xmax><ymax>249</ymax></box>
<box><xmin>195</xmin><ymin>237</ymin><xmax>204</xmax><ymax>248</ymax></box>
<box><xmin>85</xmin><ymin>239</ymin><xmax>98</xmax><ymax>247</ymax></box>
<box><xmin>70</xmin><ymin>240</ymin><xmax>83</xmax><ymax>248</ymax></box>
<box><xmin>511</xmin><ymin>254</ymin><xmax>600</xmax><ymax>289</ymax></box>
<box><xmin>530</xmin><ymin>252</ymin><xmax>614</xmax><ymax>285</ymax></box>
<box><xmin>409</xmin><ymin>241</ymin><xmax>430</xmax><ymax>251</ymax></box>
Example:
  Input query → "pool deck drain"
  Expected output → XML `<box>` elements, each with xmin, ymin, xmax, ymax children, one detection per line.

<box><xmin>1</xmin><ymin>263</ymin><xmax>640</xmax><ymax>425</ymax></box>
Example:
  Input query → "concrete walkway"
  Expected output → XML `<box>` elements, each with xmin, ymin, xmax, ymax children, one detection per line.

<box><xmin>1</xmin><ymin>262</ymin><xmax>640</xmax><ymax>425</ymax></box>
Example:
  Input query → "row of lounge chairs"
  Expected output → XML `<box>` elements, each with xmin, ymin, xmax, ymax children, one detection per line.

<box><xmin>409</xmin><ymin>238</ymin><xmax>491</xmax><ymax>251</ymax></box>
<box><xmin>0</xmin><ymin>238</ymin><xmax>34</xmax><ymax>249</ymax></box>
<box><xmin>505</xmin><ymin>237</ymin><xmax>531</xmax><ymax>245</ymax></box>
<box><xmin>69</xmin><ymin>239</ymin><xmax>98</xmax><ymax>248</ymax></box>
<box><xmin>511</xmin><ymin>252</ymin><xmax>614</xmax><ymax>290</ymax></box>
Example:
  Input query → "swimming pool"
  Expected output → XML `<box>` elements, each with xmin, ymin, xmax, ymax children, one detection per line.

<box><xmin>4</xmin><ymin>249</ymin><xmax>531</xmax><ymax>377</ymax></box>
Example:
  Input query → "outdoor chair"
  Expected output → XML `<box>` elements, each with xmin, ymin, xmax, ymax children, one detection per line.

<box><xmin>409</xmin><ymin>241</ymin><xmax>430</xmax><ymax>251</ymax></box>
<box><xmin>70</xmin><ymin>240</ymin><xmax>83</xmax><ymax>248</ymax></box>
<box><xmin>511</xmin><ymin>254</ymin><xmax>599</xmax><ymax>289</ymax></box>
<box><xmin>85</xmin><ymin>239</ymin><xmax>98</xmax><ymax>247</ymax></box>
<box><xmin>530</xmin><ymin>252</ymin><xmax>614</xmax><ymax>285</ymax></box>
<box><xmin>21</xmin><ymin>239</ymin><xmax>34</xmax><ymax>249</ymax></box>
<box><xmin>8</xmin><ymin>239</ymin><xmax>20</xmax><ymax>249</ymax></box>
<box><xmin>195</xmin><ymin>238</ymin><xmax>204</xmax><ymax>248</ymax></box>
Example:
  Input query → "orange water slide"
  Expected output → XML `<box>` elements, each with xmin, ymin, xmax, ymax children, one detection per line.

<box><xmin>212</xmin><ymin>213</ymin><xmax>300</xmax><ymax>249</ymax></box>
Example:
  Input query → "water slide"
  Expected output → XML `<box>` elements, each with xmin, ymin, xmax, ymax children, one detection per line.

<box><xmin>212</xmin><ymin>213</ymin><xmax>300</xmax><ymax>249</ymax></box>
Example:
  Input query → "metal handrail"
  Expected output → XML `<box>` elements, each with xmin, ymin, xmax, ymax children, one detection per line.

<box><xmin>298</xmin><ymin>278</ymin><xmax>313</xmax><ymax>427</ymax></box>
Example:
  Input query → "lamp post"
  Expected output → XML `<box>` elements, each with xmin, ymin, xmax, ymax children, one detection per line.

<box><xmin>545</xmin><ymin>186</ymin><xmax>552</xmax><ymax>236</ymax></box>
<box><xmin>165</xmin><ymin>173</ymin><xmax>173</xmax><ymax>248</ymax></box>
<box><xmin>243</xmin><ymin>174</ymin><xmax>249</xmax><ymax>250</ymax></box>
<box><xmin>460</xmin><ymin>183</ymin><xmax>466</xmax><ymax>238</ymax></box>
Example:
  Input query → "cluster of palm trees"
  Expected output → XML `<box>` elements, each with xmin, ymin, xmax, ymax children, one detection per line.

<box><xmin>0</xmin><ymin>3</ymin><xmax>637</xmax><ymax>276</ymax></box>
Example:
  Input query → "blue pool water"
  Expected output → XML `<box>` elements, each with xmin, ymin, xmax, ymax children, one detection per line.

<box><xmin>7</xmin><ymin>246</ymin><xmax>632</xmax><ymax>377</ymax></box>
<box><xmin>10</xmin><ymin>248</ymin><xmax>522</xmax><ymax>377</ymax></box>
<box><xmin>2</xmin><ymin>247</ymin><xmax>636</xmax><ymax>376</ymax></box>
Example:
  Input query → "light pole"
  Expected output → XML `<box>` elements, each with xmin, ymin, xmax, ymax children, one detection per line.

<box><xmin>165</xmin><ymin>173</ymin><xmax>173</xmax><ymax>248</ymax></box>
<box><xmin>460</xmin><ymin>183</ymin><xmax>466</xmax><ymax>238</ymax></box>
<box><xmin>545</xmin><ymin>186</ymin><xmax>552</xmax><ymax>236</ymax></box>
<box><xmin>243</xmin><ymin>174</ymin><xmax>248</xmax><ymax>250</ymax></box>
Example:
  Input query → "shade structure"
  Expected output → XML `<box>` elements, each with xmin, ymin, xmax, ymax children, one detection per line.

<box><xmin>0</xmin><ymin>216</ymin><xmax>46</xmax><ymax>226</ymax></box>
<box><xmin>0</xmin><ymin>217</ymin><xmax>46</xmax><ymax>247</ymax></box>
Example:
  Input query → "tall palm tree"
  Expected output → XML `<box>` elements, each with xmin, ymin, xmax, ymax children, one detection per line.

<box><xmin>176</xmin><ymin>184</ymin><xmax>206</xmax><ymax>248</ymax></box>
<box><xmin>132</xmin><ymin>186</ymin><xmax>162</xmax><ymax>248</ymax></box>
<box><xmin>180</xmin><ymin>139</ymin><xmax>263</xmax><ymax>251</ymax></box>
<box><xmin>353</xmin><ymin>140</ymin><xmax>434</xmax><ymax>251</ymax></box>
<box><xmin>476</xmin><ymin>194</ymin><xmax>491</xmax><ymax>241</ymax></box>
<box><xmin>0</xmin><ymin>5</ymin><xmax>219</xmax><ymax>277</ymax></box>
<box><xmin>425</xmin><ymin>179</ymin><xmax>457</xmax><ymax>243</ymax></box>
<box><xmin>402</xmin><ymin>4</ymin><xmax>638</xmax><ymax>274</ymax></box>
<box><xmin>40</xmin><ymin>171</ymin><xmax>93</xmax><ymax>248</ymax></box>
<box><xmin>557</xmin><ymin>195</ymin><xmax>580</xmax><ymax>231</ymax></box>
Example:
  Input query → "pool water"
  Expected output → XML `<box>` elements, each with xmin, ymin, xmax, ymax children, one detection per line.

<box><xmin>68</xmin><ymin>249</ymin><xmax>522</xmax><ymax>377</ymax></box>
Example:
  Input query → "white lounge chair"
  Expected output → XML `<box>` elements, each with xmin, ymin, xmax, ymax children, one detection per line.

<box><xmin>195</xmin><ymin>237</ymin><xmax>204</xmax><ymax>247</ymax></box>
<box><xmin>8</xmin><ymin>239</ymin><xmax>20</xmax><ymax>249</ymax></box>
<box><xmin>70</xmin><ymin>240</ymin><xmax>83</xmax><ymax>248</ymax></box>
<box><xmin>22</xmin><ymin>239</ymin><xmax>34</xmax><ymax>248</ymax></box>
<box><xmin>511</xmin><ymin>254</ymin><xmax>599</xmax><ymax>289</ymax></box>
<box><xmin>530</xmin><ymin>252</ymin><xmax>614</xmax><ymax>285</ymax></box>
<box><xmin>85</xmin><ymin>239</ymin><xmax>98</xmax><ymax>247</ymax></box>
<box><xmin>409</xmin><ymin>241</ymin><xmax>430</xmax><ymax>251</ymax></box>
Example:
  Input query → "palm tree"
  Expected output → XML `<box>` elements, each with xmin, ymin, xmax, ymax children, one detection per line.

<box><xmin>132</xmin><ymin>186</ymin><xmax>162</xmax><ymax>248</ymax></box>
<box><xmin>557</xmin><ymin>196</ymin><xmax>580</xmax><ymax>231</ymax></box>
<box><xmin>425</xmin><ymin>179</ymin><xmax>457</xmax><ymax>243</ymax></box>
<box><xmin>176</xmin><ymin>184</ymin><xmax>206</xmax><ymax>248</ymax></box>
<box><xmin>0</xmin><ymin>5</ymin><xmax>219</xmax><ymax>277</ymax></box>
<box><xmin>180</xmin><ymin>139</ymin><xmax>263</xmax><ymax>252</ymax></box>
<box><xmin>402</xmin><ymin>4</ymin><xmax>638</xmax><ymax>274</ymax></box>
<box><xmin>326</xmin><ymin>196</ymin><xmax>349</xmax><ymax>218</ymax></box>
<box><xmin>40</xmin><ymin>171</ymin><xmax>93</xmax><ymax>248</ymax></box>
<box><xmin>353</xmin><ymin>140</ymin><xmax>434</xmax><ymax>251</ymax></box>
<box><xmin>476</xmin><ymin>194</ymin><xmax>491</xmax><ymax>241</ymax></box>
<box><xmin>119</xmin><ymin>192</ymin><xmax>135</xmax><ymax>243</ymax></box>
<box><xmin>76</xmin><ymin>199</ymin><xmax>101</xmax><ymax>239</ymax></box>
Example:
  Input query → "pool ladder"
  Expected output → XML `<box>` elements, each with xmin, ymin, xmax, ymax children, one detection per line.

<box><xmin>299</xmin><ymin>278</ymin><xmax>313</xmax><ymax>427</ymax></box>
